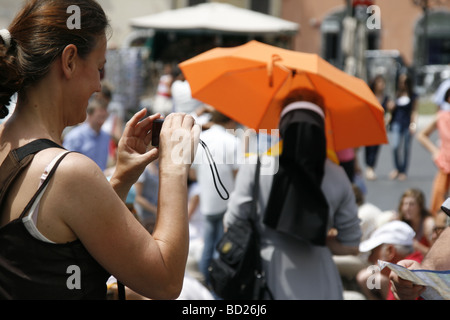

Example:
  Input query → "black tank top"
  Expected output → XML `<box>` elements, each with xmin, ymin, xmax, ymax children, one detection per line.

<box><xmin>0</xmin><ymin>140</ymin><xmax>109</xmax><ymax>300</ymax></box>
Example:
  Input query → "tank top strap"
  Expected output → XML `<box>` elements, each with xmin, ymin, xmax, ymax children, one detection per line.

<box><xmin>19</xmin><ymin>151</ymin><xmax>72</xmax><ymax>219</ymax></box>
<box><xmin>0</xmin><ymin>139</ymin><xmax>65</xmax><ymax>212</ymax></box>
<box><xmin>24</xmin><ymin>151</ymin><xmax>72</xmax><ymax>229</ymax></box>
<box><xmin>14</xmin><ymin>139</ymin><xmax>64</xmax><ymax>162</ymax></box>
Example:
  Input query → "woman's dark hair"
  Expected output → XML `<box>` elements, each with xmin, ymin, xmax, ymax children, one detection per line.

<box><xmin>397</xmin><ymin>73</ymin><xmax>413</xmax><ymax>98</ymax></box>
<box><xmin>445</xmin><ymin>88</ymin><xmax>450</xmax><ymax>103</ymax></box>
<box><xmin>0</xmin><ymin>0</ymin><xmax>110</xmax><ymax>119</ymax></box>
<box><xmin>369</xmin><ymin>74</ymin><xmax>385</xmax><ymax>94</ymax></box>
<box><xmin>282</xmin><ymin>88</ymin><xmax>325</xmax><ymax>111</ymax></box>
<box><xmin>210</xmin><ymin>110</ymin><xmax>232</xmax><ymax>125</ymax></box>
<box><xmin>398</xmin><ymin>188</ymin><xmax>431</xmax><ymax>220</ymax></box>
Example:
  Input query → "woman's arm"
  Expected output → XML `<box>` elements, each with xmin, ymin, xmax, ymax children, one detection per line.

<box><xmin>416</xmin><ymin>116</ymin><xmax>439</xmax><ymax>159</ymax></box>
<box><xmin>409</xmin><ymin>98</ymin><xmax>420</xmax><ymax>134</ymax></box>
<box><xmin>56</xmin><ymin>112</ymin><xmax>200</xmax><ymax>299</ymax></box>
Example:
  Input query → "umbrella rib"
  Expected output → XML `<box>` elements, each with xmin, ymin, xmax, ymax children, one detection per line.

<box><xmin>301</xmin><ymin>71</ymin><xmax>386</xmax><ymax>150</ymax></box>
<box><xmin>300</xmin><ymin>71</ymin><xmax>340</xmax><ymax>150</ymax></box>
<box><xmin>302</xmin><ymin>72</ymin><xmax>318</xmax><ymax>91</ymax></box>
<box><xmin>220</xmin><ymin>64</ymin><xmax>267</xmax><ymax>78</ymax></box>
<box><xmin>260</xmin><ymin>66</ymin><xmax>292</xmax><ymax>128</ymax></box>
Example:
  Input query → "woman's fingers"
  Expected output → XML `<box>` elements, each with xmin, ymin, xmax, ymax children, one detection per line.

<box><xmin>135</xmin><ymin>113</ymin><xmax>160</xmax><ymax>139</ymax></box>
<box><xmin>123</xmin><ymin>109</ymin><xmax>161</xmax><ymax>140</ymax></box>
<box><xmin>158</xmin><ymin>113</ymin><xmax>199</xmax><ymax>165</ymax></box>
<box><xmin>389</xmin><ymin>260</ymin><xmax>425</xmax><ymax>300</ymax></box>
<box><xmin>123</xmin><ymin>108</ymin><xmax>147</xmax><ymax>137</ymax></box>
<box><xmin>162</xmin><ymin>113</ymin><xmax>197</xmax><ymax>131</ymax></box>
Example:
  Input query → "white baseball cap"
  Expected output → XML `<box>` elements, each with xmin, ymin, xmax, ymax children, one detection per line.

<box><xmin>359</xmin><ymin>220</ymin><xmax>416</xmax><ymax>252</ymax></box>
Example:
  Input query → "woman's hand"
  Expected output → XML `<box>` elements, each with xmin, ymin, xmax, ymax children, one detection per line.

<box><xmin>158</xmin><ymin>112</ymin><xmax>201</xmax><ymax>176</ymax></box>
<box><xmin>111</xmin><ymin>111</ymin><xmax>200</xmax><ymax>200</ymax></box>
<box><xmin>111</xmin><ymin>109</ymin><xmax>161</xmax><ymax>199</ymax></box>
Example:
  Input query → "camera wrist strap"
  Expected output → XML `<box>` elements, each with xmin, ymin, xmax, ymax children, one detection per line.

<box><xmin>199</xmin><ymin>139</ymin><xmax>230</xmax><ymax>201</ymax></box>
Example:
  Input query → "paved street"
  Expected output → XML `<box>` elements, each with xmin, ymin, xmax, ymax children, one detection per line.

<box><xmin>358</xmin><ymin>115</ymin><xmax>438</xmax><ymax>212</ymax></box>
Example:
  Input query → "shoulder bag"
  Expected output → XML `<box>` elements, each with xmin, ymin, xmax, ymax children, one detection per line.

<box><xmin>208</xmin><ymin>156</ymin><xmax>273</xmax><ymax>300</ymax></box>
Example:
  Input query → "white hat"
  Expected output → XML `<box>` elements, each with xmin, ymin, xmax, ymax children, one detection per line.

<box><xmin>359</xmin><ymin>221</ymin><xmax>415</xmax><ymax>252</ymax></box>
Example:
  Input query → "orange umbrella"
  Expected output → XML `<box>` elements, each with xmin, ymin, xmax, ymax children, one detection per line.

<box><xmin>179</xmin><ymin>40</ymin><xmax>387</xmax><ymax>152</ymax></box>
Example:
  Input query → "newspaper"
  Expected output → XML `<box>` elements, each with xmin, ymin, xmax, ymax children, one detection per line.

<box><xmin>378</xmin><ymin>260</ymin><xmax>450</xmax><ymax>300</ymax></box>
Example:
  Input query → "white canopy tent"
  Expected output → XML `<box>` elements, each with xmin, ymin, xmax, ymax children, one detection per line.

<box><xmin>119</xmin><ymin>3</ymin><xmax>300</xmax><ymax>101</ymax></box>
<box><xmin>129</xmin><ymin>2</ymin><xmax>299</xmax><ymax>35</ymax></box>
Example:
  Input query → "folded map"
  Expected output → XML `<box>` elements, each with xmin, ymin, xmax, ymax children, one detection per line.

<box><xmin>378</xmin><ymin>260</ymin><xmax>450</xmax><ymax>300</ymax></box>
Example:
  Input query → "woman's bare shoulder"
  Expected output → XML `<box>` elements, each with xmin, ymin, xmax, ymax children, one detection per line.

<box><xmin>58</xmin><ymin>152</ymin><xmax>107</xmax><ymax>179</ymax></box>
<box><xmin>50</xmin><ymin>151</ymin><xmax>114</xmax><ymax>204</ymax></box>
<box><xmin>47</xmin><ymin>151</ymin><xmax>130</xmax><ymax>240</ymax></box>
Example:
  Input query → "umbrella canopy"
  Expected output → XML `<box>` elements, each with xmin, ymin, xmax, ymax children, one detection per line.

<box><xmin>130</xmin><ymin>3</ymin><xmax>299</xmax><ymax>35</ymax></box>
<box><xmin>179</xmin><ymin>40</ymin><xmax>388</xmax><ymax>152</ymax></box>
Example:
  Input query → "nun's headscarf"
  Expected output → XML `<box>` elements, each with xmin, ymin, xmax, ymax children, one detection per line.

<box><xmin>263</xmin><ymin>98</ymin><xmax>329</xmax><ymax>246</ymax></box>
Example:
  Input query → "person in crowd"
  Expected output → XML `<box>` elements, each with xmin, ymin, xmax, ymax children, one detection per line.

<box><xmin>171</xmin><ymin>67</ymin><xmax>203</xmax><ymax>115</ymax></box>
<box><xmin>365</xmin><ymin>75</ymin><xmax>393</xmax><ymax>181</ymax></box>
<box><xmin>152</xmin><ymin>63</ymin><xmax>174</xmax><ymax>116</ymax></box>
<box><xmin>433</xmin><ymin>78</ymin><xmax>450</xmax><ymax>109</ymax></box>
<box><xmin>336</xmin><ymin>148</ymin><xmax>367</xmax><ymax>201</ymax></box>
<box><xmin>395</xmin><ymin>188</ymin><xmax>434</xmax><ymax>257</ymax></box>
<box><xmin>134</xmin><ymin>160</ymin><xmax>160</xmax><ymax>233</ymax></box>
<box><xmin>191</xmin><ymin>110</ymin><xmax>240</xmax><ymax>286</ymax></box>
<box><xmin>0</xmin><ymin>0</ymin><xmax>200</xmax><ymax>300</ymax></box>
<box><xmin>224</xmin><ymin>89</ymin><xmax>361</xmax><ymax>299</ymax></box>
<box><xmin>431</xmin><ymin>208</ymin><xmax>450</xmax><ymax>245</ymax></box>
<box><xmin>416</xmin><ymin>88</ymin><xmax>450</xmax><ymax>215</ymax></box>
<box><xmin>387</xmin><ymin>73</ymin><xmax>418</xmax><ymax>181</ymax></box>
<box><xmin>336</xmin><ymin>148</ymin><xmax>357</xmax><ymax>183</ymax></box>
<box><xmin>190</xmin><ymin>104</ymin><xmax>214</xmax><ymax>131</ymax></box>
<box><xmin>185</xmin><ymin>180</ymin><xmax>206</xmax><ymax>281</ymax></box>
<box><xmin>333</xmin><ymin>184</ymin><xmax>381</xmax><ymax>285</ymax></box>
<box><xmin>63</xmin><ymin>99</ymin><xmax>111</xmax><ymax>171</ymax></box>
<box><xmin>98</xmin><ymin>81</ymin><xmax>124</xmax><ymax>166</ymax></box>
<box><xmin>356</xmin><ymin>221</ymin><xmax>423</xmax><ymax>300</ymax></box>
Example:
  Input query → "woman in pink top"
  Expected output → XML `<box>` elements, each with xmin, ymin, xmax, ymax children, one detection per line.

<box><xmin>417</xmin><ymin>88</ymin><xmax>450</xmax><ymax>215</ymax></box>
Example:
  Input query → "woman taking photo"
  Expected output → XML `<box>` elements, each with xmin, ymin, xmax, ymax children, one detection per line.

<box><xmin>0</xmin><ymin>0</ymin><xmax>199</xmax><ymax>299</ymax></box>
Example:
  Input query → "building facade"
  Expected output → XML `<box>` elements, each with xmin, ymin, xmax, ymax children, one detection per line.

<box><xmin>282</xmin><ymin>0</ymin><xmax>450</xmax><ymax>68</ymax></box>
<box><xmin>2</xmin><ymin>0</ymin><xmax>449</xmax><ymax>67</ymax></box>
